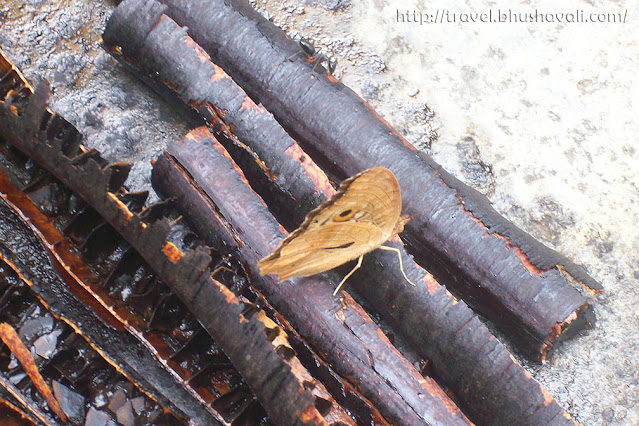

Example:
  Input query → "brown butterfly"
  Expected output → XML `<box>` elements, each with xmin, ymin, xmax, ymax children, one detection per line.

<box><xmin>258</xmin><ymin>167</ymin><xmax>416</xmax><ymax>295</ymax></box>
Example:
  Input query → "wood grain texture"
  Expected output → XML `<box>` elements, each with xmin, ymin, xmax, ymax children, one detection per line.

<box><xmin>101</xmin><ymin>5</ymin><xmax>578</xmax><ymax>423</ymax></box>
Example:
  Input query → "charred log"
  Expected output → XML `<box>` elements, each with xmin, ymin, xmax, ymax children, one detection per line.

<box><xmin>151</xmin><ymin>0</ymin><xmax>599</xmax><ymax>361</ymax></box>
<box><xmin>153</xmin><ymin>127</ymin><xmax>475</xmax><ymax>425</ymax></box>
<box><xmin>152</xmin><ymin>144</ymin><xmax>390</xmax><ymax>426</ymax></box>
<box><xmin>0</xmin><ymin>185</ymin><xmax>207</xmax><ymax>424</ymax></box>
<box><xmin>100</xmin><ymin>5</ymin><xmax>577</xmax><ymax>423</ymax></box>
<box><xmin>102</xmin><ymin>1</ymin><xmax>334</xmax><ymax>229</ymax></box>
<box><xmin>101</xmin><ymin>10</ymin><xmax>460</xmax><ymax>422</ymax></box>
<box><xmin>154</xmin><ymin>128</ymin><xmax>577</xmax><ymax>425</ymax></box>
<box><xmin>0</xmin><ymin>76</ymin><xmax>340</xmax><ymax>424</ymax></box>
<box><xmin>0</xmin><ymin>223</ymin><xmax>181</xmax><ymax>425</ymax></box>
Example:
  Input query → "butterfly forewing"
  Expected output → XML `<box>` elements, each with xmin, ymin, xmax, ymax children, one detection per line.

<box><xmin>258</xmin><ymin>167</ymin><xmax>404</xmax><ymax>281</ymax></box>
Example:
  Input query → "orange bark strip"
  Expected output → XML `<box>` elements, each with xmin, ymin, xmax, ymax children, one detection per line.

<box><xmin>107</xmin><ymin>192</ymin><xmax>134</xmax><ymax>221</ymax></box>
<box><xmin>152</xmin><ymin>0</ymin><xmax>598</xmax><ymax>366</ymax></box>
<box><xmin>0</xmin><ymin>323</ymin><xmax>67</xmax><ymax>423</ymax></box>
<box><xmin>162</xmin><ymin>241</ymin><xmax>185</xmax><ymax>262</ymax></box>
<box><xmin>0</xmin><ymin>170</ymin><xmax>126</xmax><ymax>332</ymax></box>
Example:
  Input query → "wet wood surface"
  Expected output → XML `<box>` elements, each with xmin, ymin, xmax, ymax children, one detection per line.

<box><xmin>103</xmin><ymin>4</ymin><xmax>579</xmax><ymax>423</ymax></box>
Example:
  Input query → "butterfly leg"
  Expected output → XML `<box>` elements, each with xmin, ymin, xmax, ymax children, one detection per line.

<box><xmin>378</xmin><ymin>245</ymin><xmax>417</xmax><ymax>287</ymax></box>
<box><xmin>332</xmin><ymin>255</ymin><xmax>363</xmax><ymax>296</ymax></box>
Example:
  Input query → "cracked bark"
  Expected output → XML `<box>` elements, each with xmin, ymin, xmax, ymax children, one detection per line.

<box><xmin>152</xmin><ymin>127</ymin><xmax>472</xmax><ymax>425</ymax></box>
<box><xmin>0</xmin><ymin>78</ymin><xmax>338</xmax><ymax>425</ymax></box>
<box><xmin>102</xmin><ymin>5</ymin><xmax>577</xmax><ymax>423</ymax></box>
<box><xmin>155</xmin><ymin>128</ymin><xmax>576</xmax><ymax>425</ymax></box>
<box><xmin>145</xmin><ymin>0</ymin><xmax>599</xmax><ymax>362</ymax></box>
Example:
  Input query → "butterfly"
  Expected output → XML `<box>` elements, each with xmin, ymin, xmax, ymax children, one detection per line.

<box><xmin>258</xmin><ymin>167</ymin><xmax>416</xmax><ymax>295</ymax></box>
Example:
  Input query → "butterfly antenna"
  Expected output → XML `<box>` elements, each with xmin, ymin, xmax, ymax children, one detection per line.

<box><xmin>333</xmin><ymin>255</ymin><xmax>363</xmax><ymax>296</ymax></box>
<box><xmin>378</xmin><ymin>245</ymin><xmax>417</xmax><ymax>287</ymax></box>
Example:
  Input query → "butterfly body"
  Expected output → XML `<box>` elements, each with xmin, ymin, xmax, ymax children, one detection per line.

<box><xmin>258</xmin><ymin>167</ymin><xmax>411</xmax><ymax>293</ymax></box>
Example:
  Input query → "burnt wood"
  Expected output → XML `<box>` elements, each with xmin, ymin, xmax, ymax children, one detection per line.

<box><xmin>0</xmin><ymin>54</ymin><xmax>218</xmax><ymax>424</ymax></box>
<box><xmin>0</xmin><ymin>81</ymin><xmax>332</xmax><ymax>426</ymax></box>
<box><xmin>0</xmin><ymin>198</ymin><xmax>203</xmax><ymax>424</ymax></box>
<box><xmin>154</xmin><ymin>127</ymin><xmax>577</xmax><ymax>426</ymax></box>
<box><xmin>102</xmin><ymin>1</ymin><xmax>334</xmax><ymax>230</ymax></box>
<box><xmin>0</xmin><ymin>152</ymin><xmax>277</xmax><ymax>423</ymax></box>
<box><xmin>101</xmin><ymin>8</ymin><xmax>577</xmax><ymax>424</ymax></box>
<box><xmin>152</xmin><ymin>0</ymin><xmax>599</xmax><ymax>361</ymax></box>
<box><xmin>152</xmin><ymin>127</ymin><xmax>473</xmax><ymax>426</ymax></box>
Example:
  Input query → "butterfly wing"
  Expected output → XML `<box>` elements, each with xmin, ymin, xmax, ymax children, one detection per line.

<box><xmin>258</xmin><ymin>222</ymin><xmax>384</xmax><ymax>280</ymax></box>
<box><xmin>303</xmin><ymin>167</ymin><xmax>402</xmax><ymax>237</ymax></box>
<box><xmin>258</xmin><ymin>167</ymin><xmax>404</xmax><ymax>281</ymax></box>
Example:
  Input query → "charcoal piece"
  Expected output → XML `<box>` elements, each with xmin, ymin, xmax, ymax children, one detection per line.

<box><xmin>0</xmin><ymin>78</ymin><xmax>340</xmax><ymax>425</ymax></box>
<box><xmin>100</xmin><ymin>4</ymin><xmax>578</xmax><ymax>422</ymax></box>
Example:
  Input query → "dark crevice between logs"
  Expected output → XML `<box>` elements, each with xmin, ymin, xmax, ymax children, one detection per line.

<box><xmin>153</xmin><ymin>127</ymin><xmax>473</xmax><ymax>425</ymax></box>
<box><xmin>151</xmin><ymin>146</ymin><xmax>391</xmax><ymax>425</ymax></box>
<box><xmin>0</xmin><ymin>161</ymin><xmax>273</xmax><ymax>424</ymax></box>
<box><xmin>101</xmin><ymin>4</ymin><xmax>576</xmax><ymax>424</ymax></box>
<box><xmin>1</xmin><ymin>51</ymin><xmax>260</xmax><ymax>424</ymax></box>
<box><xmin>0</xmin><ymin>55</ymin><xmax>347</xmax><ymax>425</ymax></box>
<box><xmin>149</xmin><ymin>0</ymin><xmax>599</xmax><ymax>362</ymax></box>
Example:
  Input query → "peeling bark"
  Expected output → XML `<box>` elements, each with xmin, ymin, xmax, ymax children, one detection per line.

<box><xmin>154</xmin><ymin>128</ymin><xmax>577</xmax><ymax>425</ymax></box>
<box><xmin>0</xmin><ymin>200</ymin><xmax>190</xmax><ymax>424</ymax></box>
<box><xmin>101</xmin><ymin>5</ymin><xmax>577</xmax><ymax>423</ymax></box>
<box><xmin>102</xmin><ymin>1</ymin><xmax>333</xmax><ymax>229</ymax></box>
<box><xmin>152</xmin><ymin>127</ymin><xmax>472</xmax><ymax>426</ymax></box>
<box><xmin>0</xmin><ymin>79</ymin><xmax>332</xmax><ymax>425</ymax></box>
<box><xmin>150</xmin><ymin>0</ymin><xmax>598</xmax><ymax>362</ymax></box>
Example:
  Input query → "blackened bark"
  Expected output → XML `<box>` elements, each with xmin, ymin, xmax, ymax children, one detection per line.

<box><xmin>103</xmin><ymin>0</ymin><xmax>333</xmax><ymax>229</ymax></box>
<box><xmin>0</xmin><ymin>81</ymin><xmax>329</xmax><ymax>426</ymax></box>
<box><xmin>154</xmin><ymin>127</ymin><xmax>576</xmax><ymax>426</ymax></box>
<box><xmin>155</xmin><ymin>0</ymin><xmax>599</xmax><ymax>362</ymax></box>
<box><xmin>100</xmin><ymin>7</ymin><xmax>578</xmax><ymax>423</ymax></box>
<box><xmin>153</xmin><ymin>127</ymin><xmax>472</xmax><ymax>426</ymax></box>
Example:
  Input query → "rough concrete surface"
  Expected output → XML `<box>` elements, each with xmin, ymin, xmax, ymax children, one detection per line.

<box><xmin>1</xmin><ymin>0</ymin><xmax>637</xmax><ymax>424</ymax></box>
